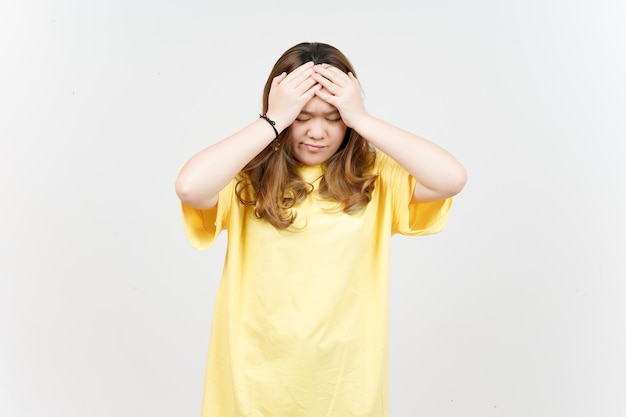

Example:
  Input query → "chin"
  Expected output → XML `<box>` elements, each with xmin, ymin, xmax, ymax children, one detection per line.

<box><xmin>300</xmin><ymin>155</ymin><xmax>329</xmax><ymax>166</ymax></box>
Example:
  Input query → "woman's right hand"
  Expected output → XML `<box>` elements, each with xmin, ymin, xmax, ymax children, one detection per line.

<box><xmin>266</xmin><ymin>61</ymin><xmax>320</xmax><ymax>133</ymax></box>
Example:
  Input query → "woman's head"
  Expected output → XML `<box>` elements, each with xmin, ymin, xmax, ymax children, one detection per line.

<box><xmin>264</xmin><ymin>42</ymin><xmax>358</xmax><ymax>166</ymax></box>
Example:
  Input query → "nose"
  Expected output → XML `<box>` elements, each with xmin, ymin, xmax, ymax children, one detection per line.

<box><xmin>307</xmin><ymin>118</ymin><xmax>326</xmax><ymax>140</ymax></box>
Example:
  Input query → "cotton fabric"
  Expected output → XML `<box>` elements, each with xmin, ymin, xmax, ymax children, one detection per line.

<box><xmin>181</xmin><ymin>151</ymin><xmax>452</xmax><ymax>417</ymax></box>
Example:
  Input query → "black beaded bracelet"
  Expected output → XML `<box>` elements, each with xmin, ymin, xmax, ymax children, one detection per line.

<box><xmin>259</xmin><ymin>114</ymin><xmax>279</xmax><ymax>139</ymax></box>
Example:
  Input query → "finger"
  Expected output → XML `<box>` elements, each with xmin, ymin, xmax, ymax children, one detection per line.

<box><xmin>295</xmin><ymin>61</ymin><xmax>315</xmax><ymax>71</ymax></box>
<box><xmin>289</xmin><ymin>61</ymin><xmax>314</xmax><ymax>76</ymax></box>
<box><xmin>302</xmin><ymin>83</ymin><xmax>322</xmax><ymax>101</ymax></box>
<box><xmin>273</xmin><ymin>72</ymin><xmax>287</xmax><ymax>85</ymax></box>
<box><xmin>313</xmin><ymin>65</ymin><xmax>348</xmax><ymax>87</ymax></box>
<box><xmin>284</xmin><ymin>61</ymin><xmax>315</xmax><ymax>84</ymax></box>
<box><xmin>348</xmin><ymin>72</ymin><xmax>361</xmax><ymax>86</ymax></box>
<box><xmin>314</xmin><ymin>87</ymin><xmax>335</xmax><ymax>104</ymax></box>
<box><xmin>295</xmin><ymin>76</ymin><xmax>318</xmax><ymax>96</ymax></box>
<box><xmin>311</xmin><ymin>72</ymin><xmax>337</xmax><ymax>94</ymax></box>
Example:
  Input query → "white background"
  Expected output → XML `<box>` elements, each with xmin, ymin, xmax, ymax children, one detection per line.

<box><xmin>1</xmin><ymin>0</ymin><xmax>625</xmax><ymax>416</ymax></box>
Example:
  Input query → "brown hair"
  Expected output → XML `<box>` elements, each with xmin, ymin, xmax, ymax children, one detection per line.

<box><xmin>236</xmin><ymin>42</ymin><xmax>378</xmax><ymax>229</ymax></box>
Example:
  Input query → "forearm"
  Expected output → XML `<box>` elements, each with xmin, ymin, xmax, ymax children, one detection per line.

<box><xmin>354</xmin><ymin>114</ymin><xmax>467</xmax><ymax>201</ymax></box>
<box><xmin>175</xmin><ymin>118</ymin><xmax>279</xmax><ymax>208</ymax></box>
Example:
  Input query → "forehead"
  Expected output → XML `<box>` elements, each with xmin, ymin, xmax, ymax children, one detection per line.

<box><xmin>300</xmin><ymin>93</ymin><xmax>338</xmax><ymax>115</ymax></box>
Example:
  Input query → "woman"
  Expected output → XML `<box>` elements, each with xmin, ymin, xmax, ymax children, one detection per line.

<box><xmin>176</xmin><ymin>41</ymin><xmax>466</xmax><ymax>417</ymax></box>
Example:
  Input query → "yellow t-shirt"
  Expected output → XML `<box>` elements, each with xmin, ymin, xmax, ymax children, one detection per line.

<box><xmin>181</xmin><ymin>151</ymin><xmax>452</xmax><ymax>417</ymax></box>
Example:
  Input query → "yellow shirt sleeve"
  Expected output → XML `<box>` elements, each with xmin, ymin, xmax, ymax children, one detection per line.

<box><xmin>376</xmin><ymin>151</ymin><xmax>453</xmax><ymax>236</ymax></box>
<box><xmin>180</xmin><ymin>178</ymin><xmax>234</xmax><ymax>250</ymax></box>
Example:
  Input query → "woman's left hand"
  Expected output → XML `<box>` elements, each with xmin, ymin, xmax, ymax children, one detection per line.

<box><xmin>311</xmin><ymin>64</ymin><xmax>368</xmax><ymax>128</ymax></box>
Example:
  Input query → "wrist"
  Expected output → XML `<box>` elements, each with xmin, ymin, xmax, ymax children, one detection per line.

<box><xmin>259</xmin><ymin>114</ymin><xmax>279</xmax><ymax>139</ymax></box>
<box><xmin>264</xmin><ymin>111</ymin><xmax>291</xmax><ymax>134</ymax></box>
<box><xmin>345</xmin><ymin>112</ymin><xmax>373</xmax><ymax>132</ymax></box>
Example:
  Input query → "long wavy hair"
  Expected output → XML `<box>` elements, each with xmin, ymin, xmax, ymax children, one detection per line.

<box><xmin>236</xmin><ymin>42</ymin><xmax>378</xmax><ymax>229</ymax></box>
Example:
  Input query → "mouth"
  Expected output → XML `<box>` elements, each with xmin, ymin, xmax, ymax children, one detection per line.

<box><xmin>303</xmin><ymin>143</ymin><xmax>325</xmax><ymax>152</ymax></box>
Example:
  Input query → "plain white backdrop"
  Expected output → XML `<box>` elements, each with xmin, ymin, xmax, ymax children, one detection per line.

<box><xmin>1</xmin><ymin>1</ymin><xmax>625</xmax><ymax>416</ymax></box>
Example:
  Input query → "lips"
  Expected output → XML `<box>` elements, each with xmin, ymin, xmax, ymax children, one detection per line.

<box><xmin>303</xmin><ymin>143</ymin><xmax>325</xmax><ymax>152</ymax></box>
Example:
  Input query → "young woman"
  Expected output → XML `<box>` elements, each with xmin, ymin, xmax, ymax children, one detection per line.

<box><xmin>176</xmin><ymin>41</ymin><xmax>466</xmax><ymax>417</ymax></box>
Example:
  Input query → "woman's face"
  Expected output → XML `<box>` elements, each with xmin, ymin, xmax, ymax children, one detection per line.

<box><xmin>288</xmin><ymin>91</ymin><xmax>347</xmax><ymax>166</ymax></box>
